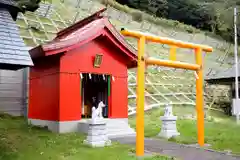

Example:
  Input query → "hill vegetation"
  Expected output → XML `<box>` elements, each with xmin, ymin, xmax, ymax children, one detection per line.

<box><xmin>14</xmin><ymin>0</ymin><xmax>233</xmax><ymax>115</ymax></box>
<box><xmin>16</xmin><ymin>0</ymin><xmax>239</xmax><ymax>46</ymax></box>
<box><xmin>116</xmin><ymin>0</ymin><xmax>240</xmax><ymax>43</ymax></box>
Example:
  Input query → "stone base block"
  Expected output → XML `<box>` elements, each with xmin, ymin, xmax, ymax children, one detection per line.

<box><xmin>83</xmin><ymin>139</ymin><xmax>111</xmax><ymax>147</ymax></box>
<box><xmin>28</xmin><ymin>118</ymin><xmax>136</xmax><ymax>139</ymax></box>
<box><xmin>159</xmin><ymin>116</ymin><xmax>180</xmax><ymax>139</ymax></box>
<box><xmin>158</xmin><ymin>130</ymin><xmax>180</xmax><ymax>139</ymax></box>
<box><xmin>83</xmin><ymin>119</ymin><xmax>111</xmax><ymax>147</ymax></box>
<box><xmin>79</xmin><ymin>118</ymin><xmax>136</xmax><ymax>138</ymax></box>
<box><xmin>28</xmin><ymin>118</ymin><xmax>80</xmax><ymax>133</ymax></box>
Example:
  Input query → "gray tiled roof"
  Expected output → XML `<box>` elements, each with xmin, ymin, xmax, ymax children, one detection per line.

<box><xmin>205</xmin><ymin>63</ymin><xmax>239</xmax><ymax>80</ymax></box>
<box><xmin>0</xmin><ymin>9</ymin><xmax>33</xmax><ymax>68</ymax></box>
<box><xmin>0</xmin><ymin>0</ymin><xmax>17</xmax><ymax>7</ymax></box>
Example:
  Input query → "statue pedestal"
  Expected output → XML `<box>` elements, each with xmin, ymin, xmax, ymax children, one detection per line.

<box><xmin>158</xmin><ymin>116</ymin><xmax>180</xmax><ymax>138</ymax></box>
<box><xmin>83</xmin><ymin>119</ymin><xmax>111</xmax><ymax>147</ymax></box>
<box><xmin>158</xmin><ymin>104</ymin><xmax>180</xmax><ymax>139</ymax></box>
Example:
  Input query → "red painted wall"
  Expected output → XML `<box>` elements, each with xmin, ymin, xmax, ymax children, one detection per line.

<box><xmin>28</xmin><ymin>56</ymin><xmax>60</xmax><ymax>121</ymax></box>
<box><xmin>59</xmin><ymin>37</ymin><xmax>129</xmax><ymax>120</ymax></box>
<box><xmin>59</xmin><ymin>73</ymin><xmax>81</xmax><ymax>121</ymax></box>
<box><xmin>60</xmin><ymin>38</ymin><xmax>128</xmax><ymax>76</ymax></box>
<box><xmin>110</xmin><ymin>76</ymin><xmax>128</xmax><ymax>118</ymax></box>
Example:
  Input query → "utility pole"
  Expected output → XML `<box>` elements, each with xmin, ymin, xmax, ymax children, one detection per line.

<box><xmin>234</xmin><ymin>7</ymin><xmax>240</xmax><ymax>123</ymax></box>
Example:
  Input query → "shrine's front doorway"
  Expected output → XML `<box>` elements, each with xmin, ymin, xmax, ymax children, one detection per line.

<box><xmin>81</xmin><ymin>73</ymin><xmax>110</xmax><ymax>118</ymax></box>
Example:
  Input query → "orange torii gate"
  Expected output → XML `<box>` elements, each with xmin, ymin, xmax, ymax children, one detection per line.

<box><xmin>120</xmin><ymin>28</ymin><xmax>213</xmax><ymax>158</ymax></box>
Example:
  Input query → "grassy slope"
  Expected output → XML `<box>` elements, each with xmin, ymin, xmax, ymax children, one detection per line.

<box><xmin>15</xmin><ymin>0</ymin><xmax>233</xmax><ymax>109</ymax></box>
<box><xmin>0</xmin><ymin>114</ymin><xmax>172</xmax><ymax>160</ymax></box>
<box><xmin>129</xmin><ymin>106</ymin><xmax>240</xmax><ymax>154</ymax></box>
<box><xmin>18</xmin><ymin>0</ymin><xmax>233</xmax><ymax>68</ymax></box>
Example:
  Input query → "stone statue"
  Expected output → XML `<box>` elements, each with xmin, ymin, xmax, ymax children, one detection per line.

<box><xmin>91</xmin><ymin>101</ymin><xmax>106</xmax><ymax>120</ymax></box>
<box><xmin>164</xmin><ymin>104</ymin><xmax>173</xmax><ymax>117</ymax></box>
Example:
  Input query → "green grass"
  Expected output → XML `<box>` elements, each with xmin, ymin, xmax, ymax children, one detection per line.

<box><xmin>23</xmin><ymin>38</ymin><xmax>37</xmax><ymax>46</ymax></box>
<box><xmin>0</xmin><ymin>114</ymin><xmax>170</xmax><ymax>160</ymax></box>
<box><xmin>16</xmin><ymin>19</ymin><xmax>27</xmax><ymax>28</ymax></box>
<box><xmin>129</xmin><ymin>106</ymin><xmax>240</xmax><ymax>154</ymax></box>
<box><xmin>39</xmin><ymin>17</ymin><xmax>53</xmax><ymax>24</ymax></box>
<box><xmin>24</xmin><ymin>12</ymin><xmax>37</xmax><ymax>21</ymax></box>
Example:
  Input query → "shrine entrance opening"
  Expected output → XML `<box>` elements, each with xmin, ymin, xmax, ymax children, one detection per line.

<box><xmin>81</xmin><ymin>73</ymin><xmax>109</xmax><ymax>118</ymax></box>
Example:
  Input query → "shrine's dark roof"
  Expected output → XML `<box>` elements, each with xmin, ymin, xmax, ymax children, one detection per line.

<box><xmin>205</xmin><ymin>63</ymin><xmax>240</xmax><ymax>85</ymax></box>
<box><xmin>0</xmin><ymin>0</ymin><xmax>18</xmax><ymax>7</ymax></box>
<box><xmin>0</xmin><ymin>9</ymin><xmax>33</xmax><ymax>70</ymax></box>
<box><xmin>0</xmin><ymin>0</ymin><xmax>21</xmax><ymax>20</ymax></box>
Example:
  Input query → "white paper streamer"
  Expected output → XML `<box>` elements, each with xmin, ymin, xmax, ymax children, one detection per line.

<box><xmin>80</xmin><ymin>73</ymin><xmax>83</xmax><ymax>79</ymax></box>
<box><xmin>89</xmin><ymin>73</ymin><xmax>92</xmax><ymax>79</ymax></box>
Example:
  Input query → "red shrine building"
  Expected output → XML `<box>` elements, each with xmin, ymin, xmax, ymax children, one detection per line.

<box><xmin>28</xmin><ymin>9</ymin><xmax>137</xmax><ymax>137</ymax></box>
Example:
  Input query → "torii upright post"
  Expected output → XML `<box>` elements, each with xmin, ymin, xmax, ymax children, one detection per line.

<box><xmin>195</xmin><ymin>48</ymin><xmax>204</xmax><ymax>146</ymax></box>
<box><xmin>136</xmin><ymin>36</ymin><xmax>146</xmax><ymax>156</ymax></box>
<box><xmin>121</xmin><ymin>28</ymin><xmax>213</xmax><ymax>158</ymax></box>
